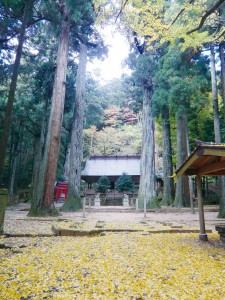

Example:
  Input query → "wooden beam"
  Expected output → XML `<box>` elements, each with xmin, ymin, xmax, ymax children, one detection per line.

<box><xmin>196</xmin><ymin>175</ymin><xmax>208</xmax><ymax>241</ymax></box>
<box><xmin>205</xmin><ymin>170</ymin><xmax>225</xmax><ymax>176</ymax></box>
<box><xmin>203</xmin><ymin>148</ymin><xmax>225</xmax><ymax>156</ymax></box>
<box><xmin>196</xmin><ymin>159</ymin><xmax>225</xmax><ymax>175</ymax></box>
<box><xmin>176</xmin><ymin>153</ymin><xmax>199</xmax><ymax>177</ymax></box>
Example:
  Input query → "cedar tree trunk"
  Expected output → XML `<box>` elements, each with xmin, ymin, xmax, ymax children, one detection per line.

<box><xmin>28</xmin><ymin>102</ymin><xmax>48</xmax><ymax>215</ymax></box>
<box><xmin>211</xmin><ymin>44</ymin><xmax>225</xmax><ymax>218</ymax></box>
<box><xmin>41</xmin><ymin>4</ymin><xmax>70</xmax><ymax>210</ymax></box>
<box><xmin>62</xmin><ymin>44</ymin><xmax>87</xmax><ymax>211</ymax></box>
<box><xmin>174</xmin><ymin>111</ymin><xmax>190</xmax><ymax>207</ymax></box>
<box><xmin>219</xmin><ymin>42</ymin><xmax>225</xmax><ymax>120</ymax></box>
<box><xmin>138</xmin><ymin>80</ymin><xmax>156</xmax><ymax>209</ymax></box>
<box><xmin>0</xmin><ymin>0</ymin><xmax>32</xmax><ymax>234</ymax></box>
<box><xmin>161</xmin><ymin>105</ymin><xmax>175</xmax><ymax>206</ymax></box>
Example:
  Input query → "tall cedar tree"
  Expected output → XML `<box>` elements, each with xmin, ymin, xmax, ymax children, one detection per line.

<box><xmin>62</xmin><ymin>44</ymin><xmax>87</xmax><ymax>211</ymax></box>
<box><xmin>0</xmin><ymin>0</ymin><xmax>33</xmax><ymax>233</ymax></box>
<box><xmin>210</xmin><ymin>44</ymin><xmax>225</xmax><ymax>218</ymax></box>
<box><xmin>29</xmin><ymin>1</ymin><xmax>70</xmax><ymax>215</ymax></box>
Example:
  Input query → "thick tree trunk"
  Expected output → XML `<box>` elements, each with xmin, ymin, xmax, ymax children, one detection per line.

<box><xmin>63</xmin><ymin>142</ymin><xmax>71</xmax><ymax>180</ymax></box>
<box><xmin>8</xmin><ymin>145</ymin><xmax>19</xmax><ymax>205</ymax></box>
<box><xmin>174</xmin><ymin>111</ymin><xmax>190</xmax><ymax>207</ymax></box>
<box><xmin>0</xmin><ymin>189</ymin><xmax>7</xmax><ymax>235</ymax></box>
<box><xmin>8</xmin><ymin>124</ymin><xmax>22</xmax><ymax>205</ymax></box>
<box><xmin>41</xmin><ymin>4</ymin><xmax>70</xmax><ymax>210</ymax></box>
<box><xmin>138</xmin><ymin>81</ymin><xmax>156</xmax><ymax>209</ymax></box>
<box><xmin>219</xmin><ymin>42</ymin><xmax>225</xmax><ymax>218</ymax></box>
<box><xmin>0</xmin><ymin>0</ymin><xmax>32</xmax><ymax>185</ymax></box>
<box><xmin>211</xmin><ymin>44</ymin><xmax>225</xmax><ymax>218</ymax></box>
<box><xmin>62</xmin><ymin>44</ymin><xmax>87</xmax><ymax>211</ymax></box>
<box><xmin>161</xmin><ymin>105</ymin><xmax>175</xmax><ymax>206</ymax></box>
<box><xmin>28</xmin><ymin>104</ymin><xmax>48</xmax><ymax>215</ymax></box>
<box><xmin>0</xmin><ymin>0</ymin><xmax>32</xmax><ymax>234</ymax></box>
<box><xmin>219</xmin><ymin>42</ymin><xmax>225</xmax><ymax>120</ymax></box>
<box><xmin>210</xmin><ymin>44</ymin><xmax>221</xmax><ymax>143</ymax></box>
<box><xmin>186</xmin><ymin>128</ymin><xmax>195</xmax><ymax>214</ymax></box>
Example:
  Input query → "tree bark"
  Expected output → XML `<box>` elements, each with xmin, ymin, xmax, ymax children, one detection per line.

<box><xmin>62</xmin><ymin>44</ymin><xmax>87</xmax><ymax>211</ymax></box>
<box><xmin>41</xmin><ymin>4</ymin><xmax>70</xmax><ymax>210</ymax></box>
<box><xmin>174</xmin><ymin>111</ymin><xmax>190</xmax><ymax>207</ymax></box>
<box><xmin>8</xmin><ymin>142</ymin><xmax>19</xmax><ymax>205</ymax></box>
<box><xmin>211</xmin><ymin>44</ymin><xmax>225</xmax><ymax>218</ymax></box>
<box><xmin>161</xmin><ymin>105</ymin><xmax>175</xmax><ymax>206</ymax></box>
<box><xmin>0</xmin><ymin>0</ymin><xmax>32</xmax><ymax>234</ymax></box>
<box><xmin>186</xmin><ymin>127</ymin><xmax>195</xmax><ymax>214</ymax></box>
<box><xmin>63</xmin><ymin>142</ymin><xmax>71</xmax><ymax>180</ymax></box>
<box><xmin>0</xmin><ymin>189</ymin><xmax>7</xmax><ymax>235</ymax></box>
<box><xmin>219</xmin><ymin>42</ymin><xmax>225</xmax><ymax>218</ymax></box>
<box><xmin>219</xmin><ymin>42</ymin><xmax>225</xmax><ymax>121</ymax></box>
<box><xmin>0</xmin><ymin>0</ymin><xmax>32</xmax><ymax>185</ymax></box>
<box><xmin>210</xmin><ymin>44</ymin><xmax>221</xmax><ymax>143</ymax></box>
<box><xmin>138</xmin><ymin>81</ymin><xmax>156</xmax><ymax>209</ymax></box>
<box><xmin>28</xmin><ymin>102</ymin><xmax>48</xmax><ymax>215</ymax></box>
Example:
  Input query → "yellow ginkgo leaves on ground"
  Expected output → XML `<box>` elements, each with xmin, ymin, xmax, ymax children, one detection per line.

<box><xmin>1</xmin><ymin>232</ymin><xmax>225</xmax><ymax>299</ymax></box>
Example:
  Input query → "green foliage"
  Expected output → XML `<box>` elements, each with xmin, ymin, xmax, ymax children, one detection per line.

<box><xmin>84</xmin><ymin>123</ymin><xmax>142</xmax><ymax>157</ymax></box>
<box><xmin>120</xmin><ymin>0</ymin><xmax>225</xmax><ymax>51</ymax></box>
<box><xmin>127</xmin><ymin>52</ymin><xmax>156</xmax><ymax>87</ymax></box>
<box><xmin>153</xmin><ymin>46</ymin><xmax>210</xmax><ymax>116</ymax></box>
<box><xmin>115</xmin><ymin>173</ymin><xmax>134</xmax><ymax>192</ymax></box>
<box><xmin>94</xmin><ymin>176</ymin><xmax>111</xmax><ymax>193</ymax></box>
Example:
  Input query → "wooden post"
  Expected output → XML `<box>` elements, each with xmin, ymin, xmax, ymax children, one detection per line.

<box><xmin>144</xmin><ymin>197</ymin><xmax>147</xmax><ymax>218</ymax></box>
<box><xmin>83</xmin><ymin>197</ymin><xmax>86</xmax><ymax>218</ymax></box>
<box><xmin>196</xmin><ymin>175</ymin><xmax>208</xmax><ymax>241</ymax></box>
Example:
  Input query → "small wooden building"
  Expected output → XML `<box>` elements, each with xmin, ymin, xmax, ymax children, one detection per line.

<box><xmin>81</xmin><ymin>155</ymin><xmax>141</xmax><ymax>188</ymax></box>
<box><xmin>176</xmin><ymin>141</ymin><xmax>225</xmax><ymax>241</ymax></box>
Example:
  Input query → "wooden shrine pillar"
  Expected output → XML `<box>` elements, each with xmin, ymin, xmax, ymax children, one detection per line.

<box><xmin>196</xmin><ymin>175</ymin><xmax>208</xmax><ymax>241</ymax></box>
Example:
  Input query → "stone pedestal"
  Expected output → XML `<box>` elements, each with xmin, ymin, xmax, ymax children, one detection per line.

<box><xmin>215</xmin><ymin>225</ymin><xmax>225</xmax><ymax>244</ymax></box>
<box><xmin>94</xmin><ymin>193</ymin><xmax>101</xmax><ymax>207</ymax></box>
<box><xmin>123</xmin><ymin>194</ymin><xmax>129</xmax><ymax>207</ymax></box>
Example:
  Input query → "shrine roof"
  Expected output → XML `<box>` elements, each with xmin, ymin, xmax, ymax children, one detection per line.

<box><xmin>176</xmin><ymin>142</ymin><xmax>225</xmax><ymax>177</ymax></box>
<box><xmin>81</xmin><ymin>155</ymin><xmax>141</xmax><ymax>177</ymax></box>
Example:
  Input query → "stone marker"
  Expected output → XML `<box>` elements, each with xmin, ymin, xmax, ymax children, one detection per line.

<box><xmin>94</xmin><ymin>193</ymin><xmax>101</xmax><ymax>207</ymax></box>
<box><xmin>123</xmin><ymin>194</ymin><xmax>129</xmax><ymax>207</ymax></box>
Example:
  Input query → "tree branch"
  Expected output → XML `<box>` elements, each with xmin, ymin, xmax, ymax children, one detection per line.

<box><xmin>25</xmin><ymin>126</ymin><xmax>39</xmax><ymax>137</ymax></box>
<box><xmin>216</xmin><ymin>28</ymin><xmax>225</xmax><ymax>40</ymax></box>
<box><xmin>115</xmin><ymin>0</ymin><xmax>129</xmax><ymax>23</ymax></box>
<box><xmin>170</xmin><ymin>0</ymin><xmax>195</xmax><ymax>27</ymax></box>
<box><xmin>187</xmin><ymin>0</ymin><xmax>225</xmax><ymax>34</ymax></box>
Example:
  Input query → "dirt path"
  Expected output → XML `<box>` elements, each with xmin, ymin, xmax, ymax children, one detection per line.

<box><xmin>1</xmin><ymin>202</ymin><xmax>225</xmax><ymax>255</ymax></box>
<box><xmin>3</xmin><ymin>203</ymin><xmax>225</xmax><ymax>236</ymax></box>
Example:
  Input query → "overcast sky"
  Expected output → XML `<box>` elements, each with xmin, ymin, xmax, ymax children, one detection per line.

<box><xmin>87</xmin><ymin>26</ymin><xmax>131</xmax><ymax>84</ymax></box>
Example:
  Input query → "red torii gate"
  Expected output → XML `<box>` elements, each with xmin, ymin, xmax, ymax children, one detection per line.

<box><xmin>176</xmin><ymin>141</ymin><xmax>225</xmax><ymax>241</ymax></box>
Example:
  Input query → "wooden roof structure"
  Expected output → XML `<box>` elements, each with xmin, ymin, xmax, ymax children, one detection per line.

<box><xmin>176</xmin><ymin>142</ymin><xmax>225</xmax><ymax>177</ymax></box>
<box><xmin>176</xmin><ymin>141</ymin><xmax>225</xmax><ymax>242</ymax></box>
<box><xmin>81</xmin><ymin>155</ymin><xmax>141</xmax><ymax>184</ymax></box>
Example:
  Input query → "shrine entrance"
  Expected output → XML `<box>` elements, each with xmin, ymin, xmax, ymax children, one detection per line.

<box><xmin>81</xmin><ymin>155</ymin><xmax>140</xmax><ymax>206</ymax></box>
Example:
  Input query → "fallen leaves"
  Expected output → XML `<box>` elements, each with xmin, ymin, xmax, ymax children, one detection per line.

<box><xmin>1</xmin><ymin>232</ymin><xmax>225</xmax><ymax>299</ymax></box>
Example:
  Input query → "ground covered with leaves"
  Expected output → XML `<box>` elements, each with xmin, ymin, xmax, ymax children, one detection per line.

<box><xmin>1</xmin><ymin>232</ymin><xmax>225</xmax><ymax>299</ymax></box>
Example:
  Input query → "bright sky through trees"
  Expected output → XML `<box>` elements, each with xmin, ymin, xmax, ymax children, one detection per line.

<box><xmin>87</xmin><ymin>25</ymin><xmax>130</xmax><ymax>84</ymax></box>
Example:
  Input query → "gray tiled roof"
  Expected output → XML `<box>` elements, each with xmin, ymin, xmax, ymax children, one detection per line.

<box><xmin>82</xmin><ymin>156</ymin><xmax>140</xmax><ymax>176</ymax></box>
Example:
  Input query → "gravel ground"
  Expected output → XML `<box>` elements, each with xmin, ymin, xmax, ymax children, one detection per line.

<box><xmin>1</xmin><ymin>203</ymin><xmax>225</xmax><ymax>253</ymax></box>
<box><xmin>3</xmin><ymin>202</ymin><xmax>225</xmax><ymax>236</ymax></box>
